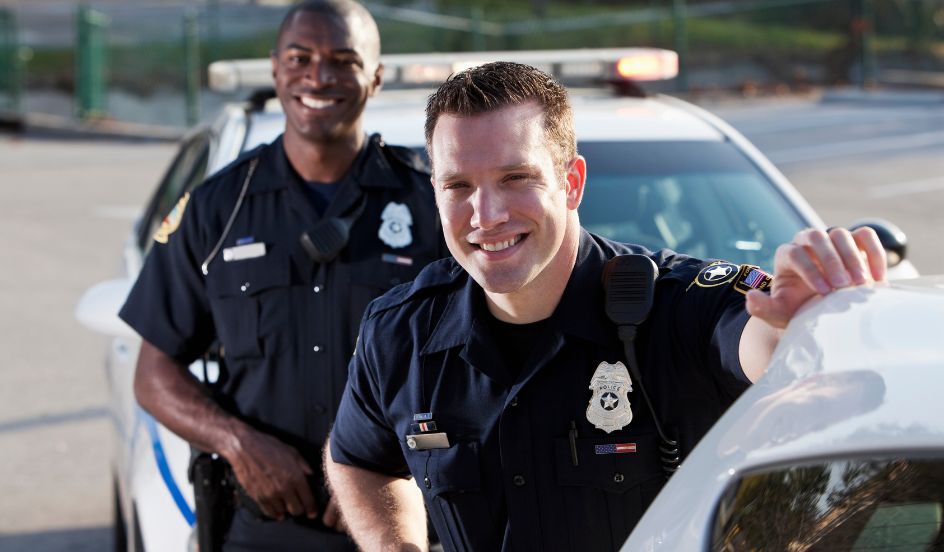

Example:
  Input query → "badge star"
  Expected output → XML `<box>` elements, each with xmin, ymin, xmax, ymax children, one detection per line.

<box><xmin>602</xmin><ymin>393</ymin><xmax>619</xmax><ymax>410</ymax></box>
<box><xmin>705</xmin><ymin>265</ymin><xmax>732</xmax><ymax>281</ymax></box>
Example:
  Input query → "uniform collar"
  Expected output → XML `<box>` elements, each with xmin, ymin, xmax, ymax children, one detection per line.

<box><xmin>248</xmin><ymin>133</ymin><xmax>407</xmax><ymax>196</ymax></box>
<box><xmin>421</xmin><ymin>229</ymin><xmax>615</xmax><ymax>357</ymax></box>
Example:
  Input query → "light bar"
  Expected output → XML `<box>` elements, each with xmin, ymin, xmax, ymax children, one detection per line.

<box><xmin>208</xmin><ymin>48</ymin><xmax>679</xmax><ymax>93</ymax></box>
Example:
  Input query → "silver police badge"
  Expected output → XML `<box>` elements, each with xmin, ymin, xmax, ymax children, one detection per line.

<box><xmin>586</xmin><ymin>361</ymin><xmax>634</xmax><ymax>433</ymax></box>
<box><xmin>378</xmin><ymin>202</ymin><xmax>413</xmax><ymax>249</ymax></box>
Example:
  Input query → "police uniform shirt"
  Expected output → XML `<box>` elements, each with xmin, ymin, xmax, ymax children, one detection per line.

<box><xmin>119</xmin><ymin>133</ymin><xmax>445</xmax><ymax>468</ymax></box>
<box><xmin>331</xmin><ymin>230</ymin><xmax>761</xmax><ymax>551</ymax></box>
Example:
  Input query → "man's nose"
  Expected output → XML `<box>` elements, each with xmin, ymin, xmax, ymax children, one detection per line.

<box><xmin>470</xmin><ymin>187</ymin><xmax>509</xmax><ymax>230</ymax></box>
<box><xmin>305</xmin><ymin>59</ymin><xmax>336</xmax><ymax>87</ymax></box>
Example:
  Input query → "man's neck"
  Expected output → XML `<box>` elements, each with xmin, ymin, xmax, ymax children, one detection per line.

<box><xmin>283</xmin><ymin>132</ymin><xmax>365</xmax><ymax>183</ymax></box>
<box><xmin>484</xmin><ymin>231</ymin><xmax>580</xmax><ymax>324</ymax></box>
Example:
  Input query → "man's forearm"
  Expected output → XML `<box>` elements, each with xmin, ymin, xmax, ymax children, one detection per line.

<box><xmin>324</xmin><ymin>439</ymin><xmax>428</xmax><ymax>552</ymax></box>
<box><xmin>133</xmin><ymin>339</ymin><xmax>247</xmax><ymax>457</ymax></box>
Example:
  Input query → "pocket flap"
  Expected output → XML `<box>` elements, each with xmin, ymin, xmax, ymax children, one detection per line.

<box><xmin>411</xmin><ymin>441</ymin><xmax>481</xmax><ymax>497</ymax></box>
<box><xmin>554</xmin><ymin>433</ymin><xmax>663</xmax><ymax>493</ymax></box>
<box><xmin>206</xmin><ymin>250</ymin><xmax>290</xmax><ymax>298</ymax></box>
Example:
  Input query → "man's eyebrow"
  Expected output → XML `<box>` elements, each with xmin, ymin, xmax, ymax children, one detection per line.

<box><xmin>436</xmin><ymin>163</ymin><xmax>540</xmax><ymax>183</ymax></box>
<box><xmin>282</xmin><ymin>43</ymin><xmax>313</xmax><ymax>53</ymax></box>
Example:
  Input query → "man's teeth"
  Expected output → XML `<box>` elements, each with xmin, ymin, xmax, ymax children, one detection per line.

<box><xmin>480</xmin><ymin>235</ymin><xmax>521</xmax><ymax>252</ymax></box>
<box><xmin>299</xmin><ymin>97</ymin><xmax>335</xmax><ymax>109</ymax></box>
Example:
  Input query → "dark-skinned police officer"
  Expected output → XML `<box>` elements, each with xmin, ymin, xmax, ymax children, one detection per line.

<box><xmin>324</xmin><ymin>62</ymin><xmax>889</xmax><ymax>551</ymax></box>
<box><xmin>119</xmin><ymin>1</ymin><xmax>444</xmax><ymax>550</ymax></box>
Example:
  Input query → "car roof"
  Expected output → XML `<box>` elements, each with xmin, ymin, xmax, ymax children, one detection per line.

<box><xmin>242</xmin><ymin>88</ymin><xmax>727</xmax><ymax>151</ymax></box>
<box><xmin>624</xmin><ymin>277</ymin><xmax>944</xmax><ymax>551</ymax></box>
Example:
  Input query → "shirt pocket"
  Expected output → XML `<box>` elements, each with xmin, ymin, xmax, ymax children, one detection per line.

<box><xmin>405</xmin><ymin>441</ymin><xmax>498</xmax><ymax>552</ymax></box>
<box><xmin>554</xmin><ymin>432</ymin><xmax>666</xmax><ymax>548</ymax></box>
<box><xmin>206</xmin><ymin>252</ymin><xmax>291</xmax><ymax>360</ymax></box>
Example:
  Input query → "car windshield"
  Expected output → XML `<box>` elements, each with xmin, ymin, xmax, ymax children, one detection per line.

<box><xmin>579</xmin><ymin>141</ymin><xmax>805</xmax><ymax>271</ymax></box>
<box><xmin>711</xmin><ymin>456</ymin><xmax>944</xmax><ymax>551</ymax></box>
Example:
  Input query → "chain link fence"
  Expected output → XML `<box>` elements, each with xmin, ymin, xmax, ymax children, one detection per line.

<box><xmin>0</xmin><ymin>0</ymin><xmax>942</xmax><ymax>129</ymax></box>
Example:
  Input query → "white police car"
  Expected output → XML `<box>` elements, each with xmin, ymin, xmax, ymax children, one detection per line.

<box><xmin>623</xmin><ymin>276</ymin><xmax>944</xmax><ymax>551</ymax></box>
<box><xmin>75</xmin><ymin>49</ymin><xmax>918</xmax><ymax>551</ymax></box>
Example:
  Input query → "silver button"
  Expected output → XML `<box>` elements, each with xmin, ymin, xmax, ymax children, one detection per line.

<box><xmin>313</xmin><ymin>285</ymin><xmax>321</xmax><ymax>293</ymax></box>
<box><xmin>240</xmin><ymin>282</ymin><xmax>250</xmax><ymax>292</ymax></box>
<box><xmin>509</xmin><ymin>396</ymin><xmax>518</xmax><ymax>407</ymax></box>
<box><xmin>513</xmin><ymin>475</ymin><xmax>525</xmax><ymax>486</ymax></box>
<box><xmin>613</xmin><ymin>473</ymin><xmax>625</xmax><ymax>483</ymax></box>
<box><xmin>313</xmin><ymin>346</ymin><xmax>321</xmax><ymax>352</ymax></box>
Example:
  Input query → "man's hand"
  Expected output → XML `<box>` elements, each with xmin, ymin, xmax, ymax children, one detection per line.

<box><xmin>320</xmin><ymin>493</ymin><xmax>348</xmax><ymax>533</ymax></box>
<box><xmin>746</xmin><ymin>226</ymin><xmax>887</xmax><ymax>329</ymax></box>
<box><xmin>222</xmin><ymin>426</ymin><xmax>318</xmax><ymax>521</ymax></box>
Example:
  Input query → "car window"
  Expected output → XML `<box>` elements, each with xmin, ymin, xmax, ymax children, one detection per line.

<box><xmin>138</xmin><ymin>130</ymin><xmax>211</xmax><ymax>253</ymax></box>
<box><xmin>579</xmin><ymin>141</ymin><xmax>806</xmax><ymax>271</ymax></box>
<box><xmin>711</xmin><ymin>457</ymin><xmax>944</xmax><ymax>551</ymax></box>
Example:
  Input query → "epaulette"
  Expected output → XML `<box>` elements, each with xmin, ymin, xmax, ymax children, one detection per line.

<box><xmin>374</xmin><ymin>133</ymin><xmax>430</xmax><ymax>176</ymax></box>
<box><xmin>367</xmin><ymin>258</ymin><xmax>463</xmax><ymax>316</ymax></box>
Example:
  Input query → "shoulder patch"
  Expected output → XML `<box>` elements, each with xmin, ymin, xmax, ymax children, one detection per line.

<box><xmin>689</xmin><ymin>261</ymin><xmax>739</xmax><ymax>290</ymax></box>
<box><xmin>732</xmin><ymin>264</ymin><xmax>772</xmax><ymax>294</ymax></box>
<box><xmin>153</xmin><ymin>192</ymin><xmax>190</xmax><ymax>244</ymax></box>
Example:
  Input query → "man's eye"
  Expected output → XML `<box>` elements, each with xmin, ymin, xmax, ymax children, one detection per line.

<box><xmin>442</xmin><ymin>182</ymin><xmax>469</xmax><ymax>191</ymax></box>
<box><xmin>333</xmin><ymin>57</ymin><xmax>361</xmax><ymax>68</ymax></box>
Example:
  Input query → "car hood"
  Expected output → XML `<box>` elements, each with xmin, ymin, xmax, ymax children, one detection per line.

<box><xmin>624</xmin><ymin>278</ymin><xmax>944</xmax><ymax>551</ymax></box>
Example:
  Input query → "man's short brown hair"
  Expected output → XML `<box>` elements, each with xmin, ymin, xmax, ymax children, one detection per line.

<box><xmin>425</xmin><ymin>61</ymin><xmax>577</xmax><ymax>172</ymax></box>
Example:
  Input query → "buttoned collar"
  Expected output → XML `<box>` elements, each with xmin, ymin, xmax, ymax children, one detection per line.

<box><xmin>247</xmin><ymin>133</ymin><xmax>407</xmax><ymax>196</ymax></box>
<box><xmin>421</xmin><ymin>229</ymin><xmax>615</xmax><ymax>357</ymax></box>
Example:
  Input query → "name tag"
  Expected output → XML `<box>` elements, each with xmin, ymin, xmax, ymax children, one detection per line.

<box><xmin>223</xmin><ymin>242</ymin><xmax>266</xmax><ymax>262</ymax></box>
<box><xmin>405</xmin><ymin>432</ymin><xmax>450</xmax><ymax>451</ymax></box>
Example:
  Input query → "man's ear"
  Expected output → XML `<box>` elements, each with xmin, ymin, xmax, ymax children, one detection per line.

<box><xmin>565</xmin><ymin>155</ymin><xmax>587</xmax><ymax>210</ymax></box>
<box><xmin>369</xmin><ymin>63</ymin><xmax>384</xmax><ymax>97</ymax></box>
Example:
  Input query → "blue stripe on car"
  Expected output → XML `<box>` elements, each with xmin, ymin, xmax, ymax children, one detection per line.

<box><xmin>144</xmin><ymin>413</ymin><xmax>196</xmax><ymax>526</ymax></box>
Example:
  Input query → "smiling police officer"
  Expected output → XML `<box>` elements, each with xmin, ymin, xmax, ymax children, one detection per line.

<box><xmin>324</xmin><ymin>62</ymin><xmax>888</xmax><ymax>551</ymax></box>
<box><xmin>119</xmin><ymin>1</ymin><xmax>444</xmax><ymax>550</ymax></box>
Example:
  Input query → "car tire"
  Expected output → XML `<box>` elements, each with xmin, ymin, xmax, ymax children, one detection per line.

<box><xmin>112</xmin><ymin>477</ymin><xmax>128</xmax><ymax>552</ymax></box>
<box><xmin>132</xmin><ymin>506</ymin><xmax>146</xmax><ymax>552</ymax></box>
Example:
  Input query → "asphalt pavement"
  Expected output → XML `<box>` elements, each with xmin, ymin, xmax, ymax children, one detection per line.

<box><xmin>0</xmin><ymin>134</ymin><xmax>175</xmax><ymax>551</ymax></box>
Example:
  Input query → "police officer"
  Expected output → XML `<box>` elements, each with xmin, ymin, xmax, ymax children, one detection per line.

<box><xmin>324</xmin><ymin>62</ymin><xmax>888</xmax><ymax>551</ymax></box>
<box><xmin>119</xmin><ymin>1</ymin><xmax>444</xmax><ymax>550</ymax></box>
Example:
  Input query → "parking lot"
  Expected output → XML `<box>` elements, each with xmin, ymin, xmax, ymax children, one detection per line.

<box><xmin>0</xmin><ymin>135</ymin><xmax>174</xmax><ymax>551</ymax></box>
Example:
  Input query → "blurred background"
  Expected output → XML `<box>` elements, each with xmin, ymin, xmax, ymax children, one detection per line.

<box><xmin>1</xmin><ymin>0</ymin><xmax>943</xmax><ymax>129</ymax></box>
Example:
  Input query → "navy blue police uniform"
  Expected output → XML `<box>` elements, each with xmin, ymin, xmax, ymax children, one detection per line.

<box><xmin>120</xmin><ymin>133</ymin><xmax>445</xmax><ymax>551</ymax></box>
<box><xmin>330</xmin><ymin>230</ymin><xmax>771</xmax><ymax>551</ymax></box>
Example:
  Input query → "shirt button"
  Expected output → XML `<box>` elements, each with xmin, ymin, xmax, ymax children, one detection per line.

<box><xmin>313</xmin><ymin>285</ymin><xmax>321</xmax><ymax>293</ymax></box>
<box><xmin>313</xmin><ymin>345</ymin><xmax>322</xmax><ymax>352</ymax></box>
<box><xmin>240</xmin><ymin>282</ymin><xmax>250</xmax><ymax>292</ymax></box>
<box><xmin>613</xmin><ymin>472</ymin><xmax>625</xmax><ymax>483</ymax></box>
<box><xmin>509</xmin><ymin>396</ymin><xmax>518</xmax><ymax>407</ymax></box>
<box><xmin>512</xmin><ymin>475</ymin><xmax>526</xmax><ymax>487</ymax></box>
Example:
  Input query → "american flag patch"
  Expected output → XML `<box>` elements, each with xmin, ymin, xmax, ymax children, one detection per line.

<box><xmin>743</xmin><ymin>268</ymin><xmax>766</xmax><ymax>288</ymax></box>
<box><xmin>382</xmin><ymin>253</ymin><xmax>413</xmax><ymax>266</ymax></box>
<box><xmin>733</xmin><ymin>264</ymin><xmax>772</xmax><ymax>294</ymax></box>
<box><xmin>594</xmin><ymin>443</ymin><xmax>637</xmax><ymax>455</ymax></box>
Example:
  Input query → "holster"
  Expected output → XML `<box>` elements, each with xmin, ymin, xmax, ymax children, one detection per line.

<box><xmin>190</xmin><ymin>451</ymin><xmax>236</xmax><ymax>552</ymax></box>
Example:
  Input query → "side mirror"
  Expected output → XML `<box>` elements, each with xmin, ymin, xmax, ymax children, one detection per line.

<box><xmin>848</xmin><ymin>218</ymin><xmax>907</xmax><ymax>267</ymax></box>
<box><xmin>848</xmin><ymin>218</ymin><xmax>919</xmax><ymax>279</ymax></box>
<box><xmin>75</xmin><ymin>278</ymin><xmax>138</xmax><ymax>339</ymax></box>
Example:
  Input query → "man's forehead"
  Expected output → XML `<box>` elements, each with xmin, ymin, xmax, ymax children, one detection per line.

<box><xmin>277</xmin><ymin>11</ymin><xmax>360</xmax><ymax>50</ymax></box>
